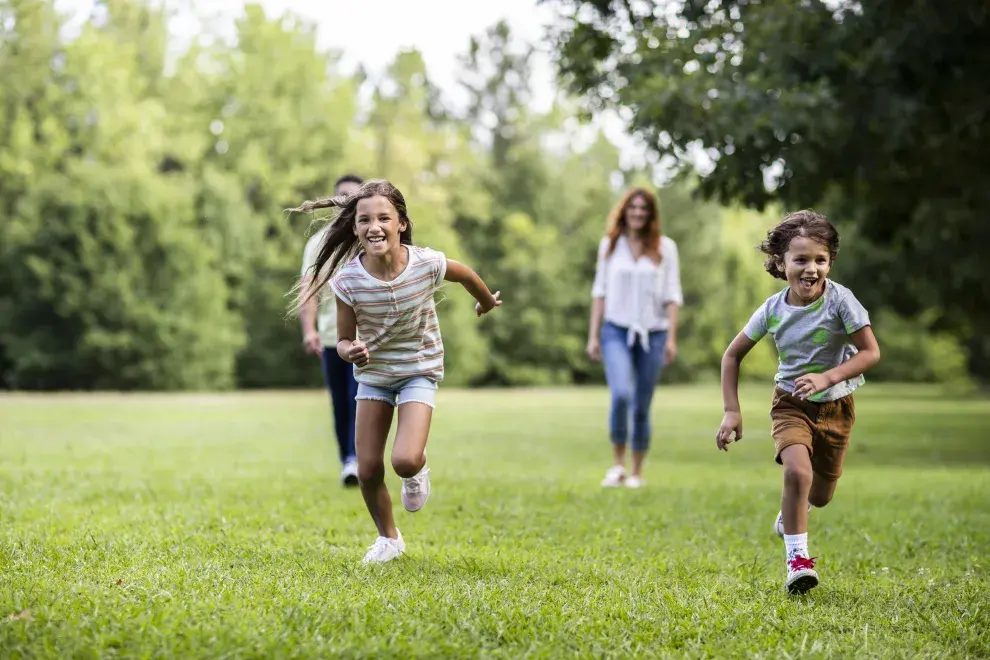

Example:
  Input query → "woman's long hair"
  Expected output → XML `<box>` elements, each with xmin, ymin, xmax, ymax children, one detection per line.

<box><xmin>604</xmin><ymin>187</ymin><xmax>663</xmax><ymax>263</ymax></box>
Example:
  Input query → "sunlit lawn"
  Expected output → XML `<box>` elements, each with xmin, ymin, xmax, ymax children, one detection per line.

<box><xmin>1</xmin><ymin>383</ymin><xmax>988</xmax><ymax>658</ymax></box>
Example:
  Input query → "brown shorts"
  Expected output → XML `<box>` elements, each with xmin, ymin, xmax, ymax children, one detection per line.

<box><xmin>770</xmin><ymin>387</ymin><xmax>856</xmax><ymax>480</ymax></box>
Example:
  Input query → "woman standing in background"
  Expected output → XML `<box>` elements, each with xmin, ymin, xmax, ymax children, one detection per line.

<box><xmin>587</xmin><ymin>188</ymin><xmax>683</xmax><ymax>488</ymax></box>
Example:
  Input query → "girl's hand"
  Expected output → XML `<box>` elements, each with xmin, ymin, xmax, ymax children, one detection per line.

<box><xmin>794</xmin><ymin>373</ymin><xmax>832</xmax><ymax>399</ymax></box>
<box><xmin>716</xmin><ymin>411</ymin><xmax>743</xmax><ymax>451</ymax></box>
<box><xmin>586</xmin><ymin>337</ymin><xmax>601</xmax><ymax>362</ymax></box>
<box><xmin>664</xmin><ymin>335</ymin><xmax>677</xmax><ymax>366</ymax></box>
<box><xmin>346</xmin><ymin>340</ymin><xmax>370</xmax><ymax>367</ymax></box>
<box><xmin>475</xmin><ymin>291</ymin><xmax>502</xmax><ymax>317</ymax></box>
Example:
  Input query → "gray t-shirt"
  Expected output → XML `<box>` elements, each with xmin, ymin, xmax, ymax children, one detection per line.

<box><xmin>744</xmin><ymin>280</ymin><xmax>871</xmax><ymax>402</ymax></box>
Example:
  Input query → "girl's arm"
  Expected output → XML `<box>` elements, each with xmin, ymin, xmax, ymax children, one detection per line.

<box><xmin>444</xmin><ymin>259</ymin><xmax>500</xmax><ymax>315</ymax></box>
<box><xmin>335</xmin><ymin>296</ymin><xmax>369</xmax><ymax>366</ymax></box>
<box><xmin>794</xmin><ymin>326</ymin><xmax>880</xmax><ymax>399</ymax></box>
<box><xmin>716</xmin><ymin>331</ymin><xmax>758</xmax><ymax>451</ymax></box>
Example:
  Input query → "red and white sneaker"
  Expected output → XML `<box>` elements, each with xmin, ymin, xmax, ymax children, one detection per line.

<box><xmin>785</xmin><ymin>555</ymin><xmax>819</xmax><ymax>594</ymax></box>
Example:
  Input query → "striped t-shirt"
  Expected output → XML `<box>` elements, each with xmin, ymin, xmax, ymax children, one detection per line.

<box><xmin>329</xmin><ymin>245</ymin><xmax>447</xmax><ymax>387</ymax></box>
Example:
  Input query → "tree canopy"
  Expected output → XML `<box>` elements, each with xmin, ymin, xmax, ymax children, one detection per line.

<box><xmin>0</xmin><ymin>0</ymin><xmax>977</xmax><ymax>389</ymax></box>
<box><xmin>548</xmin><ymin>0</ymin><xmax>990</xmax><ymax>376</ymax></box>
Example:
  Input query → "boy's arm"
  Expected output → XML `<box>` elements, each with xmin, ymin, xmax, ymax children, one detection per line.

<box><xmin>795</xmin><ymin>326</ymin><xmax>880</xmax><ymax>398</ymax></box>
<box><xmin>444</xmin><ymin>259</ymin><xmax>500</xmax><ymax>314</ymax></box>
<box><xmin>721</xmin><ymin>331</ymin><xmax>758</xmax><ymax>413</ymax></box>
<box><xmin>717</xmin><ymin>331</ymin><xmax>758</xmax><ymax>450</ymax></box>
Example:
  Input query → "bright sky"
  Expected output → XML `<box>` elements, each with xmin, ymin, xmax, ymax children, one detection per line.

<box><xmin>56</xmin><ymin>0</ymin><xmax>651</xmax><ymax>169</ymax></box>
<box><xmin>183</xmin><ymin>0</ymin><xmax>559</xmax><ymax>109</ymax></box>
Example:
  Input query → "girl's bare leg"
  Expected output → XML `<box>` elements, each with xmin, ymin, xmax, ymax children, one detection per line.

<box><xmin>356</xmin><ymin>400</ymin><xmax>398</xmax><ymax>538</ymax></box>
<box><xmin>391</xmin><ymin>402</ymin><xmax>432</xmax><ymax>477</ymax></box>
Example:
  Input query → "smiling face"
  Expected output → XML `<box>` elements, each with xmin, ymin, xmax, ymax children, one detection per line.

<box><xmin>624</xmin><ymin>194</ymin><xmax>651</xmax><ymax>234</ymax></box>
<box><xmin>354</xmin><ymin>195</ymin><xmax>407</xmax><ymax>258</ymax></box>
<box><xmin>781</xmin><ymin>235</ymin><xmax>831</xmax><ymax>306</ymax></box>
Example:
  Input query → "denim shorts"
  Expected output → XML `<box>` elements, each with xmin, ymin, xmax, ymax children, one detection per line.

<box><xmin>356</xmin><ymin>376</ymin><xmax>438</xmax><ymax>409</ymax></box>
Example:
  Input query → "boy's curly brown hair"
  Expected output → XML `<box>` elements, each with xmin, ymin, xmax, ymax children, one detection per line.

<box><xmin>758</xmin><ymin>210</ymin><xmax>840</xmax><ymax>280</ymax></box>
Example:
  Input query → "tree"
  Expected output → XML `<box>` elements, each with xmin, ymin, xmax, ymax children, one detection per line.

<box><xmin>547</xmin><ymin>0</ymin><xmax>990</xmax><ymax>376</ymax></box>
<box><xmin>0</xmin><ymin>0</ymin><xmax>242</xmax><ymax>390</ymax></box>
<box><xmin>354</xmin><ymin>48</ymin><xmax>489</xmax><ymax>386</ymax></box>
<box><xmin>167</xmin><ymin>4</ymin><xmax>359</xmax><ymax>387</ymax></box>
<box><xmin>452</xmin><ymin>21</ymin><xmax>626</xmax><ymax>385</ymax></box>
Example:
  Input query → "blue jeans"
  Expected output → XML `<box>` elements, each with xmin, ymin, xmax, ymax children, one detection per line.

<box><xmin>321</xmin><ymin>348</ymin><xmax>357</xmax><ymax>463</ymax></box>
<box><xmin>601</xmin><ymin>322</ymin><xmax>668</xmax><ymax>451</ymax></box>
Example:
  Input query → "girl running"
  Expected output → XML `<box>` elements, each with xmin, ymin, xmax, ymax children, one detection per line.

<box><xmin>715</xmin><ymin>210</ymin><xmax>880</xmax><ymax>593</ymax></box>
<box><xmin>294</xmin><ymin>179</ymin><xmax>502</xmax><ymax>563</ymax></box>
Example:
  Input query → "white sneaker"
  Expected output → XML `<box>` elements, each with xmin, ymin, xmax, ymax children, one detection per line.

<box><xmin>401</xmin><ymin>465</ymin><xmax>431</xmax><ymax>512</ymax></box>
<box><xmin>341</xmin><ymin>459</ymin><xmax>359</xmax><ymax>487</ymax></box>
<box><xmin>362</xmin><ymin>530</ymin><xmax>405</xmax><ymax>564</ymax></box>
<box><xmin>625</xmin><ymin>475</ymin><xmax>644</xmax><ymax>489</ymax></box>
<box><xmin>601</xmin><ymin>465</ymin><xmax>626</xmax><ymax>487</ymax></box>
<box><xmin>774</xmin><ymin>504</ymin><xmax>812</xmax><ymax>538</ymax></box>
<box><xmin>785</xmin><ymin>555</ymin><xmax>819</xmax><ymax>594</ymax></box>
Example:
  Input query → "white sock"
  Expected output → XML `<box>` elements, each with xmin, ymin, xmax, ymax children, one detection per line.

<box><xmin>784</xmin><ymin>533</ymin><xmax>809</xmax><ymax>561</ymax></box>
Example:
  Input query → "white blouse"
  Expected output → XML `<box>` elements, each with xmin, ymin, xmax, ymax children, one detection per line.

<box><xmin>591</xmin><ymin>235</ymin><xmax>683</xmax><ymax>349</ymax></box>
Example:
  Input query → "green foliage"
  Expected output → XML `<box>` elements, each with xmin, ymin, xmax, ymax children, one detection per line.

<box><xmin>0</xmin><ymin>166</ymin><xmax>243</xmax><ymax>390</ymax></box>
<box><xmin>0</xmin><ymin>0</ymin><xmax>242</xmax><ymax>390</ymax></box>
<box><xmin>547</xmin><ymin>0</ymin><xmax>990</xmax><ymax>378</ymax></box>
<box><xmin>870</xmin><ymin>310</ymin><xmax>973</xmax><ymax>387</ymax></box>
<box><xmin>0</xmin><ymin>0</ymin><xmax>975</xmax><ymax>389</ymax></box>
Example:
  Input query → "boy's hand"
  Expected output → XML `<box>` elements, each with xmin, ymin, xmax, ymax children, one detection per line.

<box><xmin>716</xmin><ymin>411</ymin><xmax>743</xmax><ymax>451</ymax></box>
<box><xmin>475</xmin><ymin>291</ymin><xmax>502</xmax><ymax>317</ymax></box>
<box><xmin>346</xmin><ymin>340</ymin><xmax>369</xmax><ymax>367</ymax></box>
<box><xmin>794</xmin><ymin>372</ymin><xmax>832</xmax><ymax>399</ymax></box>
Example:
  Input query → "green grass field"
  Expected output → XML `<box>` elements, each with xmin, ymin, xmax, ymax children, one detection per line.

<box><xmin>1</xmin><ymin>384</ymin><xmax>988</xmax><ymax>658</ymax></box>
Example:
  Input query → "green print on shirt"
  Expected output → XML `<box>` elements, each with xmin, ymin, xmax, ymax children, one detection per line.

<box><xmin>812</xmin><ymin>328</ymin><xmax>830</xmax><ymax>345</ymax></box>
<box><xmin>767</xmin><ymin>313</ymin><xmax>782</xmax><ymax>333</ymax></box>
<box><xmin>806</xmin><ymin>296</ymin><xmax>826</xmax><ymax>312</ymax></box>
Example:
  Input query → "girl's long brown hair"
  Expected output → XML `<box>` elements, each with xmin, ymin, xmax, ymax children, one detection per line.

<box><xmin>605</xmin><ymin>187</ymin><xmax>663</xmax><ymax>263</ymax></box>
<box><xmin>290</xmin><ymin>179</ymin><xmax>413</xmax><ymax>308</ymax></box>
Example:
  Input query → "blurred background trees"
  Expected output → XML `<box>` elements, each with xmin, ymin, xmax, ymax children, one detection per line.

<box><xmin>549</xmin><ymin>0</ymin><xmax>988</xmax><ymax>382</ymax></box>
<box><xmin>0</xmin><ymin>0</ymin><xmax>981</xmax><ymax>390</ymax></box>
